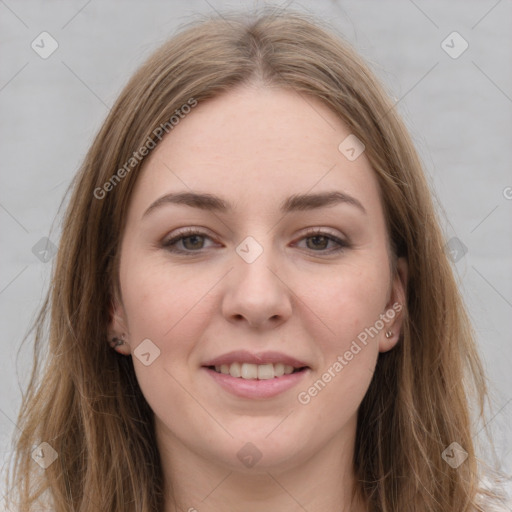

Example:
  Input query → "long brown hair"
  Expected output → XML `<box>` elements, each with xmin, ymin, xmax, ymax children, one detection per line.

<box><xmin>4</xmin><ymin>7</ymin><xmax>506</xmax><ymax>511</ymax></box>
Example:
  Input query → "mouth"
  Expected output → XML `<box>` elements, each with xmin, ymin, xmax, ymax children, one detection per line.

<box><xmin>205</xmin><ymin>362</ymin><xmax>309</xmax><ymax>380</ymax></box>
<box><xmin>203</xmin><ymin>364</ymin><xmax>310</xmax><ymax>399</ymax></box>
<box><xmin>201</xmin><ymin>350</ymin><xmax>311</xmax><ymax>398</ymax></box>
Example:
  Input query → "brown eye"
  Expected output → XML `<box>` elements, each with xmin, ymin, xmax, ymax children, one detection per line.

<box><xmin>180</xmin><ymin>234</ymin><xmax>206</xmax><ymax>250</ymax></box>
<box><xmin>296</xmin><ymin>229</ymin><xmax>349</xmax><ymax>254</ymax></box>
<box><xmin>162</xmin><ymin>229</ymin><xmax>215</xmax><ymax>254</ymax></box>
<box><xmin>305</xmin><ymin>235</ymin><xmax>330</xmax><ymax>250</ymax></box>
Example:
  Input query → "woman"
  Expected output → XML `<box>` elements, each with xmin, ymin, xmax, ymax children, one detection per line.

<box><xmin>4</xmin><ymin>8</ymin><xmax>510</xmax><ymax>512</ymax></box>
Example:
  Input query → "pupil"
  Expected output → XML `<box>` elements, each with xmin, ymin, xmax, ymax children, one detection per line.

<box><xmin>184</xmin><ymin>235</ymin><xmax>203</xmax><ymax>250</ymax></box>
<box><xmin>308</xmin><ymin>235</ymin><xmax>327</xmax><ymax>250</ymax></box>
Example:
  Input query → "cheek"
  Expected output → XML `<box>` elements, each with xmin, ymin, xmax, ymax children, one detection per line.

<box><xmin>281</xmin><ymin>272</ymin><xmax>386</xmax><ymax>449</ymax></box>
<box><xmin>120</xmin><ymin>251</ymin><xmax>209</xmax><ymax>337</ymax></box>
<box><xmin>119</xmin><ymin>256</ymin><xmax>217</xmax><ymax>415</ymax></box>
<box><xmin>293</xmin><ymin>261</ymin><xmax>388</xmax><ymax>408</ymax></box>
<box><xmin>308</xmin><ymin>262</ymin><xmax>389</xmax><ymax>344</ymax></box>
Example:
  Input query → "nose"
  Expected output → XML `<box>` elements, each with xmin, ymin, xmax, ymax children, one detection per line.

<box><xmin>221</xmin><ymin>240</ymin><xmax>293</xmax><ymax>329</ymax></box>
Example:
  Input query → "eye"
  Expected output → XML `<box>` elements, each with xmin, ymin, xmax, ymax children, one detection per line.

<box><xmin>162</xmin><ymin>228</ymin><xmax>216</xmax><ymax>254</ymax></box>
<box><xmin>295</xmin><ymin>228</ymin><xmax>349</xmax><ymax>254</ymax></box>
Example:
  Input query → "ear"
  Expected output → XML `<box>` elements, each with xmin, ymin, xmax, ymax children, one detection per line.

<box><xmin>379</xmin><ymin>256</ymin><xmax>408</xmax><ymax>353</ymax></box>
<box><xmin>107</xmin><ymin>295</ymin><xmax>131</xmax><ymax>355</ymax></box>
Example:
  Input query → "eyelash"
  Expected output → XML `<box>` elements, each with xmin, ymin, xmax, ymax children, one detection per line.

<box><xmin>162</xmin><ymin>227</ymin><xmax>350</xmax><ymax>255</ymax></box>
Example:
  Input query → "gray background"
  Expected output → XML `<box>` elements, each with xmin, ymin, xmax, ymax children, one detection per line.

<box><xmin>1</xmin><ymin>0</ymin><xmax>511</xmax><ymax>499</ymax></box>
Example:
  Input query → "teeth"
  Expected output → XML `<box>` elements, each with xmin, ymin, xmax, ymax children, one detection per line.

<box><xmin>212</xmin><ymin>362</ymin><xmax>300</xmax><ymax>379</ymax></box>
<box><xmin>241</xmin><ymin>363</ymin><xmax>258</xmax><ymax>379</ymax></box>
<box><xmin>274</xmin><ymin>363</ymin><xmax>285</xmax><ymax>377</ymax></box>
<box><xmin>257</xmin><ymin>364</ymin><xmax>274</xmax><ymax>380</ymax></box>
<box><xmin>229</xmin><ymin>362</ymin><xmax>241</xmax><ymax>377</ymax></box>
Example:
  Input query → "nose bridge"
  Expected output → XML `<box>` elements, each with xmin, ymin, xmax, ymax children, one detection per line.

<box><xmin>235</xmin><ymin>234</ymin><xmax>268</xmax><ymax>266</ymax></box>
<box><xmin>222</xmin><ymin>233</ymin><xmax>292</xmax><ymax>327</ymax></box>
<box><xmin>233</xmin><ymin>233</ymin><xmax>279</xmax><ymax>292</ymax></box>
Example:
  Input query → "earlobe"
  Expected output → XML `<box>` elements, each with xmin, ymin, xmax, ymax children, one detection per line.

<box><xmin>379</xmin><ymin>257</ymin><xmax>408</xmax><ymax>353</ymax></box>
<box><xmin>107</xmin><ymin>296</ymin><xmax>131</xmax><ymax>355</ymax></box>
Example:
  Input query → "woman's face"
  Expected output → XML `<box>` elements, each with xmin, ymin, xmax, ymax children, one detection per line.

<box><xmin>111</xmin><ymin>84</ymin><xmax>406</xmax><ymax>472</ymax></box>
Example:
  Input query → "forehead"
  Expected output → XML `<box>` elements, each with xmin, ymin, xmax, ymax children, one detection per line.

<box><xmin>130</xmin><ymin>85</ymin><xmax>383</xmax><ymax>219</ymax></box>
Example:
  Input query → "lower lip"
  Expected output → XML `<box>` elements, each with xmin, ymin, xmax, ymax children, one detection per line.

<box><xmin>203</xmin><ymin>367</ymin><xmax>309</xmax><ymax>399</ymax></box>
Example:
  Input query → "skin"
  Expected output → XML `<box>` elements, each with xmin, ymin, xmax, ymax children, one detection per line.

<box><xmin>109</xmin><ymin>83</ymin><xmax>407</xmax><ymax>512</ymax></box>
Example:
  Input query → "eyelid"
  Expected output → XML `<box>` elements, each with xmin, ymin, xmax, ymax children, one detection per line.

<box><xmin>162</xmin><ymin>226</ymin><xmax>218</xmax><ymax>248</ymax></box>
<box><xmin>298</xmin><ymin>226</ymin><xmax>346</xmax><ymax>240</ymax></box>
<box><xmin>293</xmin><ymin>227</ymin><xmax>350</xmax><ymax>253</ymax></box>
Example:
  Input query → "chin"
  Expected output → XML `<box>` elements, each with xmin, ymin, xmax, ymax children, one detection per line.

<box><xmin>200</xmin><ymin>429</ymin><xmax>312</xmax><ymax>473</ymax></box>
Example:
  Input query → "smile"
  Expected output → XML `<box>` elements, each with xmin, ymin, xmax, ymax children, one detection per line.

<box><xmin>208</xmin><ymin>362</ymin><xmax>307</xmax><ymax>380</ymax></box>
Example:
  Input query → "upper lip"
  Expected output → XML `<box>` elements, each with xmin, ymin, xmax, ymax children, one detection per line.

<box><xmin>202</xmin><ymin>350</ymin><xmax>310</xmax><ymax>368</ymax></box>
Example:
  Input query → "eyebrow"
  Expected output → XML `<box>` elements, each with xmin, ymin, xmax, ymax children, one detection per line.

<box><xmin>142</xmin><ymin>190</ymin><xmax>367</xmax><ymax>218</ymax></box>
